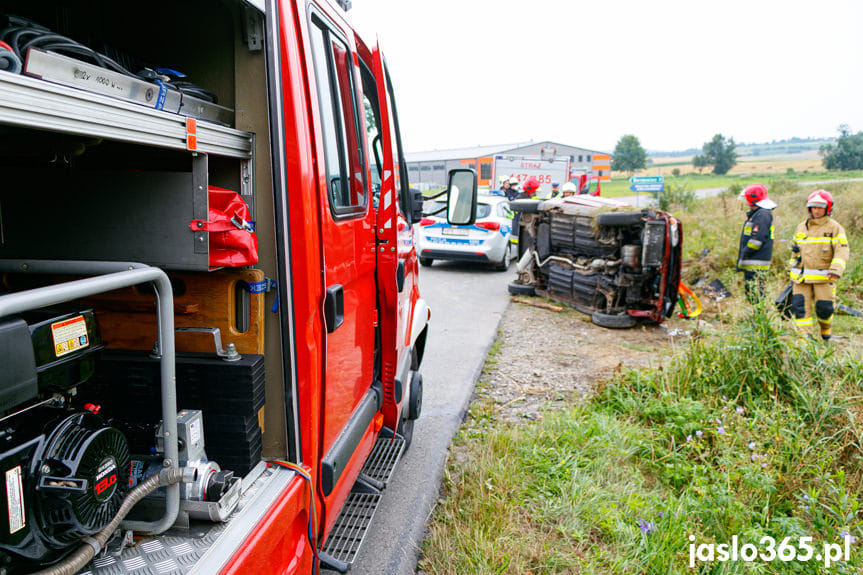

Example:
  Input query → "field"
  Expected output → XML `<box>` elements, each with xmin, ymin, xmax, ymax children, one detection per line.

<box><xmin>419</xmin><ymin>182</ymin><xmax>863</xmax><ymax>574</ymax></box>
<box><xmin>599</xmin><ymin>153</ymin><xmax>863</xmax><ymax>198</ymax></box>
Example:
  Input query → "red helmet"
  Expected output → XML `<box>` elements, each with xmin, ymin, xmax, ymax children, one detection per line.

<box><xmin>807</xmin><ymin>189</ymin><xmax>833</xmax><ymax>215</ymax></box>
<box><xmin>522</xmin><ymin>176</ymin><xmax>541</xmax><ymax>194</ymax></box>
<box><xmin>742</xmin><ymin>184</ymin><xmax>767</xmax><ymax>206</ymax></box>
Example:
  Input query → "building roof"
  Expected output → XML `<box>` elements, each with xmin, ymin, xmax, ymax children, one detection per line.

<box><xmin>404</xmin><ymin>142</ymin><xmax>535</xmax><ymax>163</ymax></box>
<box><xmin>405</xmin><ymin>140</ymin><xmax>607</xmax><ymax>163</ymax></box>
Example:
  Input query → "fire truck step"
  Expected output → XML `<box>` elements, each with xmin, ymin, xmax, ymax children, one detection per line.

<box><xmin>320</xmin><ymin>492</ymin><xmax>382</xmax><ymax>568</ymax></box>
<box><xmin>360</xmin><ymin>435</ymin><xmax>405</xmax><ymax>485</ymax></box>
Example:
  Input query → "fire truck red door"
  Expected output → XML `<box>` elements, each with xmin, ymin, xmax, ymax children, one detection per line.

<box><xmin>371</xmin><ymin>43</ymin><xmax>406</xmax><ymax>429</ymax></box>
<box><xmin>308</xmin><ymin>18</ymin><xmax>377</xmax><ymax>470</ymax></box>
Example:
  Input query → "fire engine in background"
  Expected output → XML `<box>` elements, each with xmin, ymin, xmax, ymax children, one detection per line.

<box><xmin>0</xmin><ymin>1</ymin><xmax>476</xmax><ymax>574</ymax></box>
<box><xmin>491</xmin><ymin>154</ymin><xmax>600</xmax><ymax>196</ymax></box>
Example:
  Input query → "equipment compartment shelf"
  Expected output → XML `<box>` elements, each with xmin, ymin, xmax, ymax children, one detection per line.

<box><xmin>0</xmin><ymin>71</ymin><xmax>253</xmax><ymax>159</ymax></box>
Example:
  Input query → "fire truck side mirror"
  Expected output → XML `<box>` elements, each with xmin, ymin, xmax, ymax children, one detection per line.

<box><xmin>410</xmin><ymin>188</ymin><xmax>424</xmax><ymax>224</ymax></box>
<box><xmin>446</xmin><ymin>169</ymin><xmax>477</xmax><ymax>226</ymax></box>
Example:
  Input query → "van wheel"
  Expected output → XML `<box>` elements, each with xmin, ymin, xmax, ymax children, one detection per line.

<box><xmin>419</xmin><ymin>257</ymin><xmax>433</xmax><ymax>267</ymax></box>
<box><xmin>508</xmin><ymin>281</ymin><xmax>536</xmax><ymax>296</ymax></box>
<box><xmin>591</xmin><ymin>311</ymin><xmax>637</xmax><ymax>329</ymax></box>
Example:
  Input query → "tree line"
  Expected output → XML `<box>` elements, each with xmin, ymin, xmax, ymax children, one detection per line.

<box><xmin>610</xmin><ymin>126</ymin><xmax>863</xmax><ymax>175</ymax></box>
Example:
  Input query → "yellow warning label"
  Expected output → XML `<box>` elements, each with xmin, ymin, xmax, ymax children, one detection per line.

<box><xmin>51</xmin><ymin>316</ymin><xmax>89</xmax><ymax>358</ymax></box>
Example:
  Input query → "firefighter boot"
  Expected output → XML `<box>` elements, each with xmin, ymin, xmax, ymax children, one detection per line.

<box><xmin>790</xmin><ymin>285</ymin><xmax>814</xmax><ymax>336</ymax></box>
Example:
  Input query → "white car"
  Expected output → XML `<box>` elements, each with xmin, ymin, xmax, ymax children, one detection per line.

<box><xmin>417</xmin><ymin>192</ymin><xmax>514</xmax><ymax>270</ymax></box>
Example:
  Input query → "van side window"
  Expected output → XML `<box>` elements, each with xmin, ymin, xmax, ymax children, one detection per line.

<box><xmin>309</xmin><ymin>14</ymin><xmax>367</xmax><ymax>217</ymax></box>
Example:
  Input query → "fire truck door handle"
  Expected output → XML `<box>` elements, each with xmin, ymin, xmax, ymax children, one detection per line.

<box><xmin>325</xmin><ymin>284</ymin><xmax>344</xmax><ymax>333</ymax></box>
<box><xmin>396</xmin><ymin>260</ymin><xmax>405</xmax><ymax>293</ymax></box>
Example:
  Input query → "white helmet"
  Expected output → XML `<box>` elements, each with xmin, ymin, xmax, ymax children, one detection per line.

<box><xmin>560</xmin><ymin>182</ymin><xmax>578</xmax><ymax>195</ymax></box>
<box><xmin>508</xmin><ymin>177</ymin><xmax>519</xmax><ymax>186</ymax></box>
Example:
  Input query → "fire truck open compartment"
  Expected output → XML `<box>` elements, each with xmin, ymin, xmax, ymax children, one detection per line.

<box><xmin>0</xmin><ymin>1</ymin><xmax>297</xmax><ymax>571</ymax></box>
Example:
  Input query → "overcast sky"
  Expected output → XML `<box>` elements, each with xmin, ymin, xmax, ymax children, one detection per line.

<box><xmin>348</xmin><ymin>0</ymin><xmax>863</xmax><ymax>154</ymax></box>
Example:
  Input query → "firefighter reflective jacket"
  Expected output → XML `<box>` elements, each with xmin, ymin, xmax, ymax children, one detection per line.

<box><xmin>737</xmin><ymin>207</ymin><xmax>774</xmax><ymax>271</ymax></box>
<box><xmin>788</xmin><ymin>215</ymin><xmax>850</xmax><ymax>283</ymax></box>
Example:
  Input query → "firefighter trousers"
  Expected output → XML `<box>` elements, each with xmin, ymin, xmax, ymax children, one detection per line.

<box><xmin>791</xmin><ymin>281</ymin><xmax>835</xmax><ymax>337</ymax></box>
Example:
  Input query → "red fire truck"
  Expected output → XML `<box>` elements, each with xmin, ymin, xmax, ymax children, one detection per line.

<box><xmin>0</xmin><ymin>1</ymin><xmax>476</xmax><ymax>573</ymax></box>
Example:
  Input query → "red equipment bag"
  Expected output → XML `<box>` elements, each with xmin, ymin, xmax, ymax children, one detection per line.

<box><xmin>190</xmin><ymin>186</ymin><xmax>258</xmax><ymax>270</ymax></box>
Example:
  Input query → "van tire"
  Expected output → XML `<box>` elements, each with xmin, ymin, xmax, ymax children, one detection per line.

<box><xmin>596</xmin><ymin>210</ymin><xmax>643</xmax><ymax>227</ymax></box>
<box><xmin>509</xmin><ymin>199</ymin><xmax>541</xmax><ymax>213</ymax></box>
<box><xmin>508</xmin><ymin>281</ymin><xmax>536</xmax><ymax>296</ymax></box>
<box><xmin>591</xmin><ymin>311</ymin><xmax>637</xmax><ymax>329</ymax></box>
<box><xmin>419</xmin><ymin>257</ymin><xmax>433</xmax><ymax>267</ymax></box>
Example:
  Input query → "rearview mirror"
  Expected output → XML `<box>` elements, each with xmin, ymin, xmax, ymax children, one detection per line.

<box><xmin>446</xmin><ymin>169</ymin><xmax>477</xmax><ymax>226</ymax></box>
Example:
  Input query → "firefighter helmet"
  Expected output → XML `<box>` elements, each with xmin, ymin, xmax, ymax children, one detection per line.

<box><xmin>560</xmin><ymin>181</ymin><xmax>578</xmax><ymax>196</ymax></box>
<box><xmin>806</xmin><ymin>189</ymin><xmax>833</xmax><ymax>215</ymax></box>
<box><xmin>740</xmin><ymin>184</ymin><xmax>776</xmax><ymax>209</ymax></box>
<box><xmin>508</xmin><ymin>176</ymin><xmax>519</xmax><ymax>187</ymax></box>
<box><xmin>522</xmin><ymin>176</ymin><xmax>541</xmax><ymax>195</ymax></box>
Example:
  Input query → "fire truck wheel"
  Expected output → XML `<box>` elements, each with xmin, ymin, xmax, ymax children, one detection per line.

<box><xmin>398</xmin><ymin>417</ymin><xmax>414</xmax><ymax>450</ymax></box>
<box><xmin>419</xmin><ymin>257</ymin><xmax>433</xmax><ymax>267</ymax></box>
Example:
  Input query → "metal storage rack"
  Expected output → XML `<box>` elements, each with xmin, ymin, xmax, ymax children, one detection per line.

<box><xmin>0</xmin><ymin>71</ymin><xmax>256</xmax><ymax>271</ymax></box>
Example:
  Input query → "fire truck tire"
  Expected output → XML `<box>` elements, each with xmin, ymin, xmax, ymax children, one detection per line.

<box><xmin>398</xmin><ymin>418</ymin><xmax>414</xmax><ymax>450</ymax></box>
<box><xmin>591</xmin><ymin>311</ymin><xmax>637</xmax><ymax>329</ymax></box>
<box><xmin>419</xmin><ymin>257</ymin><xmax>433</xmax><ymax>267</ymax></box>
<box><xmin>507</xmin><ymin>281</ymin><xmax>536</xmax><ymax>296</ymax></box>
<box><xmin>509</xmin><ymin>199</ymin><xmax>542</xmax><ymax>213</ymax></box>
<box><xmin>596</xmin><ymin>210</ymin><xmax>643</xmax><ymax>227</ymax></box>
<box><xmin>407</xmin><ymin>371</ymin><xmax>422</xmax><ymax>420</ymax></box>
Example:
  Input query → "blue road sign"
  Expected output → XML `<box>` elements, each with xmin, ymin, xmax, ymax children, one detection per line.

<box><xmin>630</xmin><ymin>176</ymin><xmax>664</xmax><ymax>185</ymax></box>
<box><xmin>630</xmin><ymin>183</ymin><xmax>665</xmax><ymax>193</ymax></box>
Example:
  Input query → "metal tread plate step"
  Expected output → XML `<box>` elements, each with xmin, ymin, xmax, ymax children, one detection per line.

<box><xmin>320</xmin><ymin>492</ymin><xmax>382</xmax><ymax>566</ymax></box>
<box><xmin>360</xmin><ymin>436</ymin><xmax>405</xmax><ymax>485</ymax></box>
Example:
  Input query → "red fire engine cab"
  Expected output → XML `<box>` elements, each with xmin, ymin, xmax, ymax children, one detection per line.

<box><xmin>0</xmin><ymin>0</ymin><xmax>477</xmax><ymax>573</ymax></box>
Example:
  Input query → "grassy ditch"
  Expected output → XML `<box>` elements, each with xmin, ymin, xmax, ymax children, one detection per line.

<box><xmin>420</xmin><ymin>182</ymin><xmax>863</xmax><ymax>574</ymax></box>
<box><xmin>421</xmin><ymin>310</ymin><xmax>863</xmax><ymax>574</ymax></box>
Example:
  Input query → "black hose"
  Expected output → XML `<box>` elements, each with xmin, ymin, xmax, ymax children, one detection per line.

<box><xmin>29</xmin><ymin>467</ymin><xmax>185</xmax><ymax>575</ymax></box>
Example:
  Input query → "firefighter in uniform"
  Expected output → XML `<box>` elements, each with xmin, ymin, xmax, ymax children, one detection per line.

<box><xmin>788</xmin><ymin>190</ymin><xmax>850</xmax><ymax>341</ymax></box>
<box><xmin>511</xmin><ymin>176</ymin><xmax>542</xmax><ymax>252</ymax></box>
<box><xmin>736</xmin><ymin>184</ymin><xmax>776</xmax><ymax>303</ymax></box>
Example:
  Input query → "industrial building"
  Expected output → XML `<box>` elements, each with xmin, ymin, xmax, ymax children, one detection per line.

<box><xmin>404</xmin><ymin>140</ymin><xmax>611</xmax><ymax>190</ymax></box>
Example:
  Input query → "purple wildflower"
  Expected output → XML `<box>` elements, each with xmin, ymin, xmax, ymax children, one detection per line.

<box><xmin>695</xmin><ymin>430</ymin><xmax>703</xmax><ymax>437</ymax></box>
<box><xmin>840</xmin><ymin>532</ymin><xmax>857</xmax><ymax>544</ymax></box>
<box><xmin>717</xmin><ymin>426</ymin><xmax>725</xmax><ymax>434</ymax></box>
<box><xmin>736</xmin><ymin>407</ymin><xmax>745</xmax><ymax>415</ymax></box>
<box><xmin>686</xmin><ymin>435</ymin><xmax>692</xmax><ymax>442</ymax></box>
<box><xmin>637</xmin><ymin>519</ymin><xmax>656</xmax><ymax>535</ymax></box>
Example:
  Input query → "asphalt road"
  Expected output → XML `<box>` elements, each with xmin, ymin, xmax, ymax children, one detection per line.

<box><xmin>344</xmin><ymin>260</ymin><xmax>513</xmax><ymax>575</ymax></box>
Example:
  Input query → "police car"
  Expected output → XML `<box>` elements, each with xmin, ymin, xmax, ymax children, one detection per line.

<box><xmin>417</xmin><ymin>191</ymin><xmax>514</xmax><ymax>270</ymax></box>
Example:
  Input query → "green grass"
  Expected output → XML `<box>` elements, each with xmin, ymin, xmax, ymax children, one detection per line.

<box><xmin>422</xmin><ymin>310</ymin><xmax>863</xmax><ymax>574</ymax></box>
<box><xmin>420</xmin><ymin>181</ymin><xmax>863</xmax><ymax>574</ymax></box>
<box><xmin>599</xmin><ymin>170</ymin><xmax>863</xmax><ymax>198</ymax></box>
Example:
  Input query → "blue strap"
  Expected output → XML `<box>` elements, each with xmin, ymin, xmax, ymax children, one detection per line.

<box><xmin>244</xmin><ymin>278</ymin><xmax>277</xmax><ymax>294</ymax></box>
<box><xmin>153</xmin><ymin>78</ymin><xmax>168</xmax><ymax>110</ymax></box>
<box><xmin>243</xmin><ymin>278</ymin><xmax>279</xmax><ymax>313</ymax></box>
